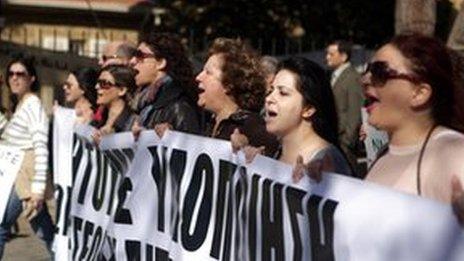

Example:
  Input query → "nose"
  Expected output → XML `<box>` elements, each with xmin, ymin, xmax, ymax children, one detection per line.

<box><xmin>265</xmin><ymin>90</ymin><xmax>275</xmax><ymax>105</ymax></box>
<box><xmin>195</xmin><ymin>70</ymin><xmax>204</xmax><ymax>83</ymax></box>
<box><xmin>360</xmin><ymin>72</ymin><xmax>371</xmax><ymax>90</ymax></box>
<box><xmin>129</xmin><ymin>56</ymin><xmax>138</xmax><ymax>67</ymax></box>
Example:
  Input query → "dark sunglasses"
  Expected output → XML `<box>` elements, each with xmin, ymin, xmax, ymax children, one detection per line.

<box><xmin>96</xmin><ymin>79</ymin><xmax>119</xmax><ymax>90</ymax></box>
<box><xmin>134</xmin><ymin>49</ymin><xmax>156</xmax><ymax>61</ymax></box>
<box><xmin>8</xmin><ymin>71</ymin><xmax>28</xmax><ymax>78</ymax></box>
<box><xmin>363</xmin><ymin>61</ymin><xmax>422</xmax><ymax>86</ymax></box>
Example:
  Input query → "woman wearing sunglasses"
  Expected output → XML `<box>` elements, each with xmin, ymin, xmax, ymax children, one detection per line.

<box><xmin>92</xmin><ymin>65</ymin><xmax>138</xmax><ymax>139</ymax></box>
<box><xmin>362</xmin><ymin>34</ymin><xmax>464</xmax><ymax>222</ymax></box>
<box><xmin>0</xmin><ymin>57</ymin><xmax>54</xmax><ymax>258</ymax></box>
<box><xmin>129</xmin><ymin>33</ymin><xmax>201</xmax><ymax>134</ymax></box>
<box><xmin>62</xmin><ymin>67</ymin><xmax>98</xmax><ymax>124</ymax></box>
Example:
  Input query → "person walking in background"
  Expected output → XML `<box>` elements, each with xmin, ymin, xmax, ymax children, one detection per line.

<box><xmin>0</xmin><ymin>56</ymin><xmax>54</xmax><ymax>258</ymax></box>
<box><xmin>326</xmin><ymin>40</ymin><xmax>364</xmax><ymax>175</ymax></box>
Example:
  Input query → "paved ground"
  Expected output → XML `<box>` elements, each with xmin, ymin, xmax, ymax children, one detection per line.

<box><xmin>3</xmin><ymin>216</ymin><xmax>51</xmax><ymax>261</ymax></box>
<box><xmin>3</xmin><ymin>200</ymin><xmax>55</xmax><ymax>261</ymax></box>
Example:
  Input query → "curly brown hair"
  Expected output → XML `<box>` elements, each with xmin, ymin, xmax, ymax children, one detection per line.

<box><xmin>208</xmin><ymin>38</ymin><xmax>266</xmax><ymax>112</ymax></box>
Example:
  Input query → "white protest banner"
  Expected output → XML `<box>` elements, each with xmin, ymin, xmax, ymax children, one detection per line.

<box><xmin>107</xmin><ymin>130</ymin><xmax>464</xmax><ymax>260</ymax></box>
<box><xmin>108</xmin><ymin>130</ymin><xmax>239</xmax><ymax>260</ymax></box>
<box><xmin>238</xmin><ymin>153</ymin><xmax>464</xmax><ymax>260</ymax></box>
<box><xmin>55</xmin><ymin>127</ymin><xmax>464</xmax><ymax>260</ymax></box>
<box><xmin>361</xmin><ymin>108</ymin><xmax>389</xmax><ymax>167</ymax></box>
<box><xmin>0</xmin><ymin>145</ymin><xmax>24</xmax><ymax>223</ymax></box>
<box><xmin>69</xmin><ymin>130</ymin><xmax>135</xmax><ymax>261</ymax></box>
<box><xmin>52</xmin><ymin>106</ymin><xmax>76</xmax><ymax>261</ymax></box>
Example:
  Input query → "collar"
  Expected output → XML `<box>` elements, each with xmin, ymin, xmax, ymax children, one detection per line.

<box><xmin>135</xmin><ymin>75</ymin><xmax>184</xmax><ymax>112</ymax></box>
<box><xmin>331</xmin><ymin>62</ymin><xmax>351</xmax><ymax>85</ymax></box>
<box><xmin>151</xmin><ymin>75</ymin><xmax>185</xmax><ymax>109</ymax></box>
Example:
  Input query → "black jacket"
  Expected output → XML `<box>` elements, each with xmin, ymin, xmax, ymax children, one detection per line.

<box><xmin>136</xmin><ymin>76</ymin><xmax>201</xmax><ymax>134</ymax></box>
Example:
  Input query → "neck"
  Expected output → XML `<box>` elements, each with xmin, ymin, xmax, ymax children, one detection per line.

<box><xmin>75</xmin><ymin>97</ymin><xmax>91</xmax><ymax>110</ymax></box>
<box><xmin>214</xmin><ymin>102</ymin><xmax>239</xmax><ymax>124</ymax></box>
<box><xmin>280</xmin><ymin>123</ymin><xmax>328</xmax><ymax>165</ymax></box>
<box><xmin>389</xmin><ymin>115</ymin><xmax>435</xmax><ymax>146</ymax></box>
<box><xmin>18</xmin><ymin>91</ymin><xmax>33</xmax><ymax>102</ymax></box>
<box><xmin>153</xmin><ymin>72</ymin><xmax>167</xmax><ymax>86</ymax></box>
<box><xmin>106</xmin><ymin>99</ymin><xmax>125</xmax><ymax>127</ymax></box>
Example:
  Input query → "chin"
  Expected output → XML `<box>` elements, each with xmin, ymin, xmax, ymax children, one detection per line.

<box><xmin>265</xmin><ymin>125</ymin><xmax>279</xmax><ymax>136</ymax></box>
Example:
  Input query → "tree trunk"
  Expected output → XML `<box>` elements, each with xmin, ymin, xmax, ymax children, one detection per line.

<box><xmin>448</xmin><ymin>1</ymin><xmax>464</xmax><ymax>53</ymax></box>
<box><xmin>395</xmin><ymin>0</ymin><xmax>436</xmax><ymax>36</ymax></box>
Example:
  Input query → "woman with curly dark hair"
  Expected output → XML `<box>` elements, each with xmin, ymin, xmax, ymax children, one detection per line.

<box><xmin>130</xmin><ymin>32</ymin><xmax>201</xmax><ymax>134</ymax></box>
<box><xmin>196</xmin><ymin>37</ymin><xmax>278</xmax><ymax>156</ymax></box>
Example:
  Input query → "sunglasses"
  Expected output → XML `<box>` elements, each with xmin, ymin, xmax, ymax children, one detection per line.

<box><xmin>134</xmin><ymin>49</ymin><xmax>156</xmax><ymax>61</ymax></box>
<box><xmin>101</xmin><ymin>54</ymin><xmax>120</xmax><ymax>63</ymax></box>
<box><xmin>96</xmin><ymin>79</ymin><xmax>119</xmax><ymax>90</ymax></box>
<box><xmin>363</xmin><ymin>61</ymin><xmax>422</xmax><ymax>86</ymax></box>
<box><xmin>8</xmin><ymin>71</ymin><xmax>28</xmax><ymax>78</ymax></box>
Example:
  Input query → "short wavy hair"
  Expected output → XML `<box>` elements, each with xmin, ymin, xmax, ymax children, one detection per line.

<box><xmin>208</xmin><ymin>38</ymin><xmax>266</xmax><ymax>112</ymax></box>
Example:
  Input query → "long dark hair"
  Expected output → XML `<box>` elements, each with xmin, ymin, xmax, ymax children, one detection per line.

<box><xmin>278</xmin><ymin>57</ymin><xmax>340</xmax><ymax>147</ymax></box>
<box><xmin>71</xmin><ymin>67</ymin><xmax>98</xmax><ymax>110</ymax></box>
<box><xmin>6</xmin><ymin>55</ymin><xmax>40</xmax><ymax>93</ymax></box>
<box><xmin>101</xmin><ymin>65</ymin><xmax>137</xmax><ymax>103</ymax></box>
<box><xmin>5</xmin><ymin>55</ymin><xmax>40</xmax><ymax>111</ymax></box>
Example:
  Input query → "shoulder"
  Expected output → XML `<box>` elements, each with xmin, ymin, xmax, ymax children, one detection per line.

<box><xmin>313</xmin><ymin>144</ymin><xmax>352</xmax><ymax>176</ymax></box>
<box><xmin>23</xmin><ymin>94</ymin><xmax>41</xmax><ymax>105</ymax></box>
<box><xmin>432</xmin><ymin>127</ymin><xmax>464</xmax><ymax>150</ymax></box>
<box><xmin>430</xmin><ymin>127</ymin><xmax>464</xmax><ymax>157</ymax></box>
<box><xmin>21</xmin><ymin>94</ymin><xmax>44</xmax><ymax>111</ymax></box>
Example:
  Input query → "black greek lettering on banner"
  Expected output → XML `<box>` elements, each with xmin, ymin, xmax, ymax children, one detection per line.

<box><xmin>181</xmin><ymin>153</ymin><xmax>214</xmax><ymax>251</ymax></box>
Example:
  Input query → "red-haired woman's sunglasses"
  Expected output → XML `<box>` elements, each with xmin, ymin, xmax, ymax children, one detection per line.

<box><xmin>363</xmin><ymin>61</ymin><xmax>422</xmax><ymax>86</ymax></box>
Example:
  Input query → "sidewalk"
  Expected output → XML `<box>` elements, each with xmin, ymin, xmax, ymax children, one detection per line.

<box><xmin>3</xmin><ymin>215</ymin><xmax>50</xmax><ymax>261</ymax></box>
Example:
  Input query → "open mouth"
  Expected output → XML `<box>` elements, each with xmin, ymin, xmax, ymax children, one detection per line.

<box><xmin>364</xmin><ymin>93</ymin><xmax>380</xmax><ymax>112</ymax></box>
<box><xmin>265</xmin><ymin>109</ymin><xmax>277</xmax><ymax>121</ymax></box>
<box><xmin>197</xmin><ymin>85</ymin><xmax>205</xmax><ymax>94</ymax></box>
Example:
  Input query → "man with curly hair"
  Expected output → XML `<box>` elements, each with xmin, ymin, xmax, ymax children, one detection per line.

<box><xmin>196</xmin><ymin>37</ymin><xmax>278</xmax><ymax>156</ymax></box>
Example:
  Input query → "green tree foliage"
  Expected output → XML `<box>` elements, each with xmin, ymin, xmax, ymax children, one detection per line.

<box><xmin>154</xmin><ymin>0</ymin><xmax>396</xmax><ymax>54</ymax></box>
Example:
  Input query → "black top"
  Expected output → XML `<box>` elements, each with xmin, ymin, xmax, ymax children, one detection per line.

<box><xmin>136</xmin><ymin>75</ymin><xmax>201</xmax><ymax>134</ymax></box>
<box><xmin>205</xmin><ymin>109</ymin><xmax>279</xmax><ymax>157</ymax></box>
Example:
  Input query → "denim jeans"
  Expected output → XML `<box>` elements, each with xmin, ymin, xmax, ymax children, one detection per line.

<box><xmin>0</xmin><ymin>189</ymin><xmax>54</xmax><ymax>259</ymax></box>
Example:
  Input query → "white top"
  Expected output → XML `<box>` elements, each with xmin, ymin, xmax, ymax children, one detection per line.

<box><xmin>366</xmin><ymin>126</ymin><xmax>464</xmax><ymax>203</ymax></box>
<box><xmin>0</xmin><ymin>94</ymin><xmax>49</xmax><ymax>195</ymax></box>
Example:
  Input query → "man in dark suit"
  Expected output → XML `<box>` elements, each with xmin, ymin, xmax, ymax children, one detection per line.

<box><xmin>326</xmin><ymin>40</ymin><xmax>364</xmax><ymax>174</ymax></box>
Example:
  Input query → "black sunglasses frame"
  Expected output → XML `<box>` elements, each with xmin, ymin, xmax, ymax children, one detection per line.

<box><xmin>363</xmin><ymin>61</ymin><xmax>422</xmax><ymax>86</ymax></box>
